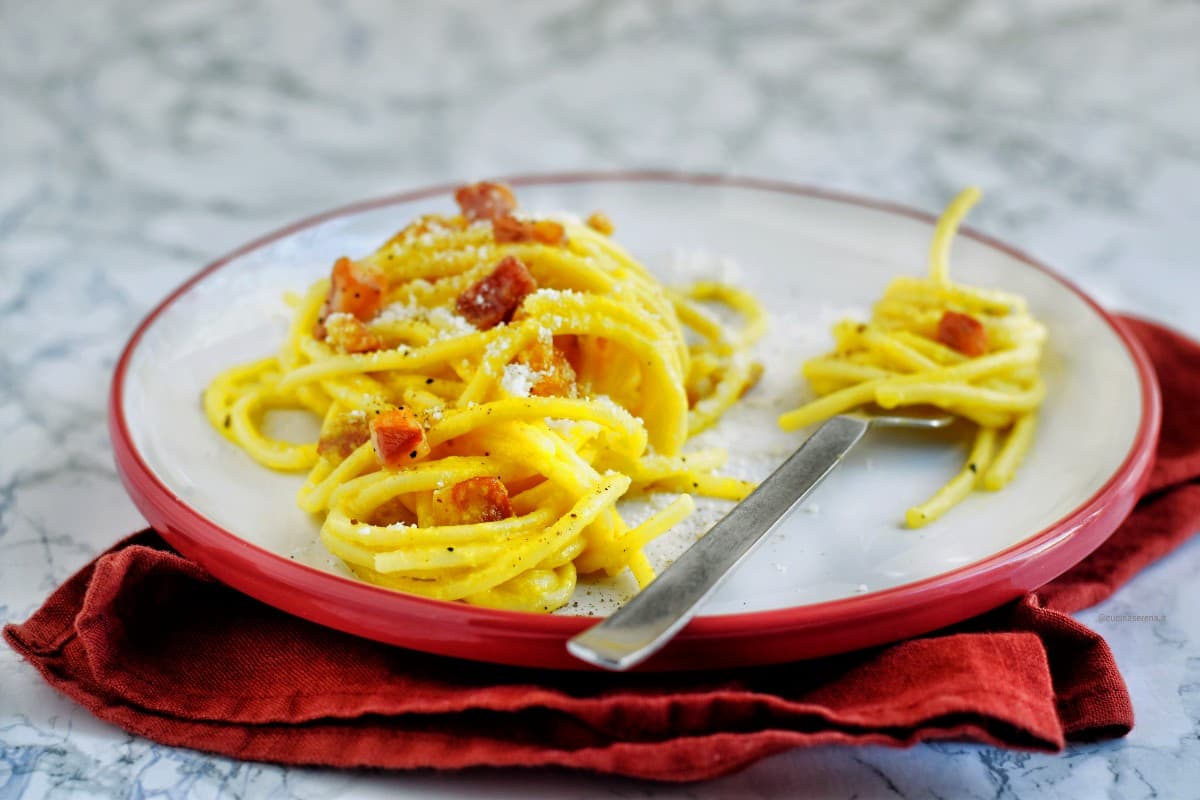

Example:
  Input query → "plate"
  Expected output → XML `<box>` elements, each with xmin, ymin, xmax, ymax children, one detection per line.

<box><xmin>110</xmin><ymin>172</ymin><xmax>1159</xmax><ymax>670</ymax></box>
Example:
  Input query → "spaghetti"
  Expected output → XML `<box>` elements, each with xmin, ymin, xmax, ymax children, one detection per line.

<box><xmin>778</xmin><ymin>188</ymin><xmax>1047</xmax><ymax>527</ymax></box>
<box><xmin>205</xmin><ymin>182</ymin><xmax>766</xmax><ymax>612</ymax></box>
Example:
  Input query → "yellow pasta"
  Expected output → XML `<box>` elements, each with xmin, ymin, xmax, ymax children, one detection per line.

<box><xmin>204</xmin><ymin>182</ymin><xmax>766</xmax><ymax>612</ymax></box>
<box><xmin>779</xmin><ymin>187</ymin><xmax>1047</xmax><ymax>527</ymax></box>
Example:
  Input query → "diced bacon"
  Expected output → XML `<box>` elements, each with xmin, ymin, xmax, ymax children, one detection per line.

<box><xmin>937</xmin><ymin>311</ymin><xmax>989</xmax><ymax>357</ymax></box>
<box><xmin>317</xmin><ymin>411</ymin><xmax>370</xmax><ymax>461</ymax></box>
<box><xmin>517</xmin><ymin>339</ymin><xmax>577</xmax><ymax>398</ymax></box>
<box><xmin>324</xmin><ymin>313</ymin><xmax>382</xmax><ymax>354</ymax></box>
<box><xmin>431</xmin><ymin>477</ymin><xmax>513</xmax><ymax>526</ymax></box>
<box><xmin>329</xmin><ymin>257</ymin><xmax>387</xmax><ymax>319</ymax></box>
<box><xmin>586</xmin><ymin>211</ymin><xmax>614</xmax><ymax>235</ymax></box>
<box><xmin>491</xmin><ymin>214</ymin><xmax>525</xmax><ymax>244</ymax></box>
<box><xmin>492</xmin><ymin>215</ymin><xmax>566</xmax><ymax>245</ymax></box>
<box><xmin>368</xmin><ymin>496</ymin><xmax>417</xmax><ymax>527</ymax></box>
<box><xmin>454</xmin><ymin>255</ymin><xmax>538</xmax><ymax>329</ymax></box>
<box><xmin>369</xmin><ymin>407</ymin><xmax>430</xmax><ymax>468</ymax></box>
<box><xmin>553</xmin><ymin>334</ymin><xmax>582</xmax><ymax>372</ymax></box>
<box><xmin>315</xmin><ymin>257</ymin><xmax>388</xmax><ymax>339</ymax></box>
<box><xmin>454</xmin><ymin>181</ymin><xmax>518</xmax><ymax>222</ymax></box>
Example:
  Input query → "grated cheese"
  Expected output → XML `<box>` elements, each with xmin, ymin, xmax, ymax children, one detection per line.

<box><xmin>500</xmin><ymin>363</ymin><xmax>538</xmax><ymax>397</ymax></box>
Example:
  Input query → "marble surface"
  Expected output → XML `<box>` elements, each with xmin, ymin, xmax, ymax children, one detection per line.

<box><xmin>2</xmin><ymin>0</ymin><xmax>1199</xmax><ymax>796</ymax></box>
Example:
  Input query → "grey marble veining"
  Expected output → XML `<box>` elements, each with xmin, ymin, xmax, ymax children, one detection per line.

<box><xmin>2</xmin><ymin>1</ymin><xmax>1199</xmax><ymax>797</ymax></box>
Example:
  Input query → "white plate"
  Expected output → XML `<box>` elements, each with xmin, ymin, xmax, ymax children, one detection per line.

<box><xmin>111</xmin><ymin>173</ymin><xmax>1158</xmax><ymax>669</ymax></box>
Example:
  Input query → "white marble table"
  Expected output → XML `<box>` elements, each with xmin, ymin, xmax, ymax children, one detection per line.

<box><xmin>2</xmin><ymin>2</ymin><xmax>1198</xmax><ymax>797</ymax></box>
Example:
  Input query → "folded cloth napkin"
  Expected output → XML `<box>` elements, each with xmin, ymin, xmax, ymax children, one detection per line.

<box><xmin>6</xmin><ymin>316</ymin><xmax>1199</xmax><ymax>782</ymax></box>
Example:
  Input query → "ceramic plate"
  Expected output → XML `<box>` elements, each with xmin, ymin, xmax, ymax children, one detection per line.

<box><xmin>110</xmin><ymin>172</ymin><xmax>1159</xmax><ymax>670</ymax></box>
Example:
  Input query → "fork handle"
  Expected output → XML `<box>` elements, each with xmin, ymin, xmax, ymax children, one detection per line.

<box><xmin>566</xmin><ymin>415</ymin><xmax>871</xmax><ymax>670</ymax></box>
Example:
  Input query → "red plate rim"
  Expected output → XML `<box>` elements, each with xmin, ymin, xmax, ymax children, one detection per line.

<box><xmin>108</xmin><ymin>170</ymin><xmax>1161</xmax><ymax>670</ymax></box>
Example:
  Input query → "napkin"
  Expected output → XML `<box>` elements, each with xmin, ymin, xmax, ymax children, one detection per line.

<box><xmin>6</xmin><ymin>316</ymin><xmax>1198</xmax><ymax>782</ymax></box>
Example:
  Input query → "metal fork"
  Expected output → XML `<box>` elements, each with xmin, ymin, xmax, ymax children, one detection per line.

<box><xmin>566</xmin><ymin>410</ymin><xmax>955</xmax><ymax>671</ymax></box>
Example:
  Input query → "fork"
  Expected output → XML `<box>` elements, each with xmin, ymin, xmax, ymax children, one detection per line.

<box><xmin>567</xmin><ymin>410</ymin><xmax>955</xmax><ymax>671</ymax></box>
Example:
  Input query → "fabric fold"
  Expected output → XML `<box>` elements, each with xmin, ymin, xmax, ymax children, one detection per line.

<box><xmin>6</xmin><ymin>315</ymin><xmax>1197</xmax><ymax>782</ymax></box>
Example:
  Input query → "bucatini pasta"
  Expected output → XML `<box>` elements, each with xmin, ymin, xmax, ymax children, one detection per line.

<box><xmin>205</xmin><ymin>182</ymin><xmax>765</xmax><ymax>612</ymax></box>
<box><xmin>779</xmin><ymin>187</ymin><xmax>1047</xmax><ymax>527</ymax></box>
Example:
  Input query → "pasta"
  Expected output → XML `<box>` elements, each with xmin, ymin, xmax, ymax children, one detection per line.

<box><xmin>205</xmin><ymin>182</ymin><xmax>765</xmax><ymax>612</ymax></box>
<box><xmin>778</xmin><ymin>187</ymin><xmax>1047</xmax><ymax>527</ymax></box>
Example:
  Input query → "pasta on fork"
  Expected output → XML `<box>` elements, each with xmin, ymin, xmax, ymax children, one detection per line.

<box><xmin>779</xmin><ymin>188</ymin><xmax>1047</xmax><ymax>527</ymax></box>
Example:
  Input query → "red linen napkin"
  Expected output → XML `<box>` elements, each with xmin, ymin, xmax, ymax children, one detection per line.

<box><xmin>6</xmin><ymin>316</ymin><xmax>1199</xmax><ymax>782</ymax></box>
